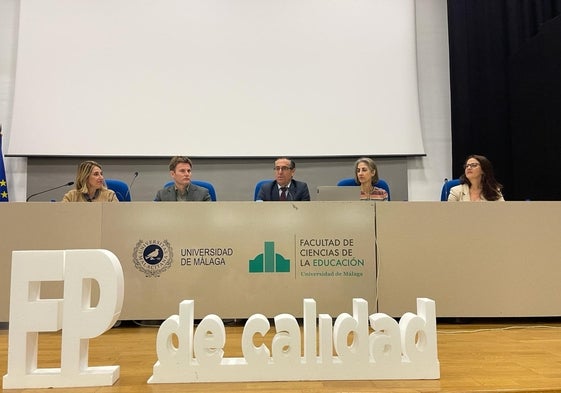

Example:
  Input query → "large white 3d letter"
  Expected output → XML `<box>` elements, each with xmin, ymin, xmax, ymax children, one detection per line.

<box><xmin>2</xmin><ymin>249</ymin><xmax>124</xmax><ymax>389</ymax></box>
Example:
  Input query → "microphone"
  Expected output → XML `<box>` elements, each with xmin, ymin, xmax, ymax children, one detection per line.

<box><xmin>26</xmin><ymin>181</ymin><xmax>74</xmax><ymax>202</ymax></box>
<box><xmin>124</xmin><ymin>171</ymin><xmax>139</xmax><ymax>200</ymax></box>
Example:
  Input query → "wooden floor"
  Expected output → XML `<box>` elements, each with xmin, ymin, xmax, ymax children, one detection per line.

<box><xmin>2</xmin><ymin>320</ymin><xmax>561</xmax><ymax>393</ymax></box>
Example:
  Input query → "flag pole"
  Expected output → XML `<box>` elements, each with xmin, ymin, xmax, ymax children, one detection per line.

<box><xmin>0</xmin><ymin>123</ymin><xmax>10</xmax><ymax>202</ymax></box>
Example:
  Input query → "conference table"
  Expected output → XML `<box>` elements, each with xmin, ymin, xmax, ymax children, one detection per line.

<box><xmin>1</xmin><ymin>201</ymin><xmax>560</xmax><ymax>322</ymax></box>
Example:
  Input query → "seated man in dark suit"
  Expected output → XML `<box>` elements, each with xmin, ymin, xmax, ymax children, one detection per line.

<box><xmin>154</xmin><ymin>156</ymin><xmax>211</xmax><ymax>201</ymax></box>
<box><xmin>257</xmin><ymin>157</ymin><xmax>310</xmax><ymax>201</ymax></box>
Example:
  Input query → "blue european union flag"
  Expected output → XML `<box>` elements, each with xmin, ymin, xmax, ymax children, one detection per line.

<box><xmin>0</xmin><ymin>132</ymin><xmax>9</xmax><ymax>202</ymax></box>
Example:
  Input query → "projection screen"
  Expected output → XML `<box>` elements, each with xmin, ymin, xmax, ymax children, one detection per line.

<box><xmin>8</xmin><ymin>0</ymin><xmax>425</xmax><ymax>157</ymax></box>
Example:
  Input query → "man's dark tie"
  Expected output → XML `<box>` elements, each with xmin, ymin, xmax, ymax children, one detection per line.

<box><xmin>280</xmin><ymin>187</ymin><xmax>287</xmax><ymax>201</ymax></box>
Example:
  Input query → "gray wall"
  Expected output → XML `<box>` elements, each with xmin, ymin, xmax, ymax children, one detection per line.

<box><xmin>27</xmin><ymin>157</ymin><xmax>408</xmax><ymax>202</ymax></box>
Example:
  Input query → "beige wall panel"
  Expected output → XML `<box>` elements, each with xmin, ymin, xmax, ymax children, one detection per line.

<box><xmin>376</xmin><ymin>202</ymin><xmax>561</xmax><ymax>317</ymax></box>
<box><xmin>6</xmin><ymin>201</ymin><xmax>560</xmax><ymax>321</ymax></box>
<box><xmin>101</xmin><ymin>202</ymin><xmax>376</xmax><ymax>319</ymax></box>
<box><xmin>0</xmin><ymin>203</ymin><xmax>103</xmax><ymax>321</ymax></box>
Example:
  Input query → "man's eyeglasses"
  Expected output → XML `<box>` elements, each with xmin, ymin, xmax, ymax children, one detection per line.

<box><xmin>464</xmin><ymin>163</ymin><xmax>480</xmax><ymax>169</ymax></box>
<box><xmin>274</xmin><ymin>166</ymin><xmax>293</xmax><ymax>172</ymax></box>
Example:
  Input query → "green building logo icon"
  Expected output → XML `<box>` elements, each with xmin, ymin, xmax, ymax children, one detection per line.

<box><xmin>249</xmin><ymin>241</ymin><xmax>290</xmax><ymax>273</ymax></box>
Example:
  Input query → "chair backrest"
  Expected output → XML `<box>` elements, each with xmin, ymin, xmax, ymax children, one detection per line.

<box><xmin>336</xmin><ymin>177</ymin><xmax>391</xmax><ymax>201</ymax></box>
<box><xmin>440</xmin><ymin>179</ymin><xmax>461</xmax><ymax>201</ymax></box>
<box><xmin>105</xmin><ymin>179</ymin><xmax>131</xmax><ymax>202</ymax></box>
<box><xmin>254</xmin><ymin>179</ymin><xmax>273</xmax><ymax>201</ymax></box>
<box><xmin>163</xmin><ymin>180</ymin><xmax>217</xmax><ymax>201</ymax></box>
<box><xmin>336</xmin><ymin>178</ymin><xmax>359</xmax><ymax>187</ymax></box>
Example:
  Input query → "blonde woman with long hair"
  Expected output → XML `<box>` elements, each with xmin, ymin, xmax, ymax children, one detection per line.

<box><xmin>62</xmin><ymin>160</ymin><xmax>118</xmax><ymax>202</ymax></box>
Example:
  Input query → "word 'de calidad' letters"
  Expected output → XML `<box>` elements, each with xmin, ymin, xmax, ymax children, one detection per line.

<box><xmin>149</xmin><ymin>297</ymin><xmax>439</xmax><ymax>383</ymax></box>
